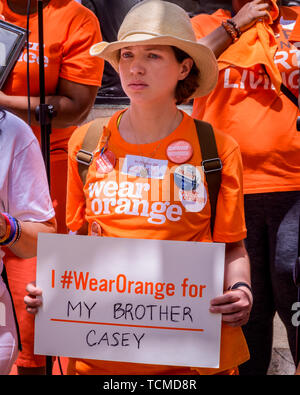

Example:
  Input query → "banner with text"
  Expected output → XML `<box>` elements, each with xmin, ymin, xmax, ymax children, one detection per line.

<box><xmin>34</xmin><ymin>233</ymin><xmax>225</xmax><ymax>368</ymax></box>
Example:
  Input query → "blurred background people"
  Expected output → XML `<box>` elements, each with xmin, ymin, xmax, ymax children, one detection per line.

<box><xmin>0</xmin><ymin>108</ymin><xmax>56</xmax><ymax>374</ymax></box>
<box><xmin>191</xmin><ymin>0</ymin><xmax>300</xmax><ymax>375</ymax></box>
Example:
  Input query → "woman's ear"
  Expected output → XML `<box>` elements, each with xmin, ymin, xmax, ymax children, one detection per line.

<box><xmin>178</xmin><ymin>58</ymin><xmax>194</xmax><ymax>81</ymax></box>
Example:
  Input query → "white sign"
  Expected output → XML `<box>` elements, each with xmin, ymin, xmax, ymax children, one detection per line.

<box><xmin>34</xmin><ymin>233</ymin><xmax>225</xmax><ymax>368</ymax></box>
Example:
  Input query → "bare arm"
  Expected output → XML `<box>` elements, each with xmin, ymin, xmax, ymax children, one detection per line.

<box><xmin>210</xmin><ymin>240</ymin><xmax>252</xmax><ymax>327</ymax></box>
<box><xmin>0</xmin><ymin>214</ymin><xmax>56</xmax><ymax>259</ymax></box>
<box><xmin>199</xmin><ymin>0</ymin><xmax>271</xmax><ymax>58</ymax></box>
<box><xmin>223</xmin><ymin>240</ymin><xmax>251</xmax><ymax>291</ymax></box>
<box><xmin>0</xmin><ymin>78</ymin><xmax>99</xmax><ymax>128</ymax></box>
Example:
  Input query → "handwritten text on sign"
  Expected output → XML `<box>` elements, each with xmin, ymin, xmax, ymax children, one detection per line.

<box><xmin>34</xmin><ymin>234</ymin><xmax>225</xmax><ymax>368</ymax></box>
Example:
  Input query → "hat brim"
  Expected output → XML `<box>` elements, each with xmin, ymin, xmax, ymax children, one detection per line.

<box><xmin>90</xmin><ymin>35</ymin><xmax>218</xmax><ymax>99</ymax></box>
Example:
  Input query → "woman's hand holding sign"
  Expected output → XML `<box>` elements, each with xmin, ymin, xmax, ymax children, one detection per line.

<box><xmin>210</xmin><ymin>287</ymin><xmax>252</xmax><ymax>327</ymax></box>
<box><xmin>24</xmin><ymin>282</ymin><xmax>42</xmax><ymax>315</ymax></box>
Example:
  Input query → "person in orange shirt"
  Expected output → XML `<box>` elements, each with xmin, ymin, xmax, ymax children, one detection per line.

<box><xmin>191</xmin><ymin>0</ymin><xmax>300</xmax><ymax>375</ymax></box>
<box><xmin>25</xmin><ymin>0</ymin><xmax>252</xmax><ymax>375</ymax></box>
<box><xmin>0</xmin><ymin>108</ymin><xmax>56</xmax><ymax>374</ymax></box>
<box><xmin>0</xmin><ymin>0</ymin><xmax>103</xmax><ymax>375</ymax></box>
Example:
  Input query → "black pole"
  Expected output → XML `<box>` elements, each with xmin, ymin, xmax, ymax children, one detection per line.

<box><xmin>36</xmin><ymin>0</ymin><xmax>54</xmax><ymax>184</ymax></box>
<box><xmin>295</xmin><ymin>46</ymin><xmax>300</xmax><ymax>369</ymax></box>
<box><xmin>35</xmin><ymin>0</ymin><xmax>56</xmax><ymax>376</ymax></box>
<box><xmin>295</xmin><ymin>219</ymin><xmax>300</xmax><ymax>368</ymax></box>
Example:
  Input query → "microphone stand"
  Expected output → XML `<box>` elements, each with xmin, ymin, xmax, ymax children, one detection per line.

<box><xmin>35</xmin><ymin>0</ymin><xmax>55</xmax><ymax>182</ymax></box>
<box><xmin>35</xmin><ymin>0</ymin><xmax>56</xmax><ymax>375</ymax></box>
<box><xmin>294</xmin><ymin>219</ymin><xmax>300</xmax><ymax>371</ymax></box>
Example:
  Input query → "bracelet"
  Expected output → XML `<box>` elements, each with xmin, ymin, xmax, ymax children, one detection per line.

<box><xmin>227</xmin><ymin>19</ymin><xmax>242</xmax><ymax>38</ymax></box>
<box><xmin>5</xmin><ymin>216</ymin><xmax>17</xmax><ymax>245</ymax></box>
<box><xmin>0</xmin><ymin>213</ymin><xmax>21</xmax><ymax>246</ymax></box>
<box><xmin>221</xmin><ymin>20</ymin><xmax>240</xmax><ymax>43</ymax></box>
<box><xmin>228</xmin><ymin>281</ymin><xmax>253</xmax><ymax>296</ymax></box>
<box><xmin>0</xmin><ymin>213</ymin><xmax>11</xmax><ymax>242</ymax></box>
<box><xmin>7</xmin><ymin>216</ymin><xmax>21</xmax><ymax>247</ymax></box>
<box><xmin>11</xmin><ymin>218</ymin><xmax>21</xmax><ymax>246</ymax></box>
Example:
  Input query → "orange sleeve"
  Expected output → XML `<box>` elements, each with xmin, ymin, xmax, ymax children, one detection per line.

<box><xmin>66</xmin><ymin>123</ymin><xmax>92</xmax><ymax>232</ymax></box>
<box><xmin>213</xmin><ymin>135</ymin><xmax>247</xmax><ymax>243</ymax></box>
<box><xmin>191</xmin><ymin>95</ymin><xmax>208</xmax><ymax>120</ymax></box>
<box><xmin>289</xmin><ymin>14</ymin><xmax>300</xmax><ymax>42</ymax></box>
<box><xmin>60</xmin><ymin>12</ymin><xmax>104</xmax><ymax>86</ymax></box>
<box><xmin>191</xmin><ymin>11</ymin><xmax>227</xmax><ymax>39</ymax></box>
<box><xmin>191</xmin><ymin>14</ymin><xmax>212</xmax><ymax>39</ymax></box>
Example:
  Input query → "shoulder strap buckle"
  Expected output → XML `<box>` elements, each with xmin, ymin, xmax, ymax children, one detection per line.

<box><xmin>76</xmin><ymin>149</ymin><xmax>94</xmax><ymax>166</ymax></box>
<box><xmin>202</xmin><ymin>158</ymin><xmax>223</xmax><ymax>174</ymax></box>
<box><xmin>76</xmin><ymin>117</ymin><xmax>111</xmax><ymax>185</ymax></box>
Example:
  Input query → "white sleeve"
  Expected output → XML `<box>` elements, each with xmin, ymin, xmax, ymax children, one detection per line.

<box><xmin>8</xmin><ymin>139</ymin><xmax>55</xmax><ymax>222</ymax></box>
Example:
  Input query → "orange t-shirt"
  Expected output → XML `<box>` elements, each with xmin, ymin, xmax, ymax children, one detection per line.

<box><xmin>0</xmin><ymin>0</ymin><xmax>103</xmax><ymax>156</ymax></box>
<box><xmin>192</xmin><ymin>7</ymin><xmax>300</xmax><ymax>194</ymax></box>
<box><xmin>66</xmin><ymin>109</ymin><xmax>249</xmax><ymax>375</ymax></box>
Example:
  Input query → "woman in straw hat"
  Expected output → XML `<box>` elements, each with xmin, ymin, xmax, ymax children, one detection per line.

<box><xmin>25</xmin><ymin>0</ymin><xmax>252</xmax><ymax>375</ymax></box>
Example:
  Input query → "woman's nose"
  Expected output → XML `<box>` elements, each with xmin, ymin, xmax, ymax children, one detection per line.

<box><xmin>129</xmin><ymin>58</ymin><xmax>145</xmax><ymax>75</ymax></box>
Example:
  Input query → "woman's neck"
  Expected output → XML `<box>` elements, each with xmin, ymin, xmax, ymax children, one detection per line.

<box><xmin>119</xmin><ymin>102</ymin><xmax>182</xmax><ymax>145</ymax></box>
<box><xmin>7</xmin><ymin>0</ymin><xmax>51</xmax><ymax>15</ymax></box>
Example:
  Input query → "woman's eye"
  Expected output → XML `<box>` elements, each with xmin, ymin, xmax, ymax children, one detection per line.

<box><xmin>148</xmin><ymin>53</ymin><xmax>160</xmax><ymax>59</ymax></box>
<box><xmin>121</xmin><ymin>51</ymin><xmax>133</xmax><ymax>58</ymax></box>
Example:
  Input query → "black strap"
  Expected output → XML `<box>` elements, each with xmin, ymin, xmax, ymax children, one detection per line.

<box><xmin>76</xmin><ymin>117</ymin><xmax>110</xmax><ymax>185</ymax></box>
<box><xmin>194</xmin><ymin>119</ymin><xmax>222</xmax><ymax>238</ymax></box>
<box><xmin>1</xmin><ymin>264</ymin><xmax>22</xmax><ymax>351</ymax></box>
<box><xmin>280</xmin><ymin>83</ymin><xmax>299</xmax><ymax>108</ymax></box>
<box><xmin>262</xmin><ymin>65</ymin><xmax>299</xmax><ymax>120</ymax></box>
<box><xmin>275</xmin><ymin>79</ymin><xmax>300</xmax><ymax>132</ymax></box>
<box><xmin>261</xmin><ymin>64</ymin><xmax>298</xmax><ymax>108</ymax></box>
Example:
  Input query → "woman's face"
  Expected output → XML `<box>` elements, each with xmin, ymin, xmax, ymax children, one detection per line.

<box><xmin>118</xmin><ymin>44</ymin><xmax>192</xmax><ymax>105</ymax></box>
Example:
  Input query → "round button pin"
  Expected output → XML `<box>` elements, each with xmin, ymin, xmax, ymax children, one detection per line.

<box><xmin>90</xmin><ymin>221</ymin><xmax>102</xmax><ymax>237</ymax></box>
<box><xmin>166</xmin><ymin>140</ymin><xmax>193</xmax><ymax>164</ymax></box>
<box><xmin>174</xmin><ymin>164</ymin><xmax>200</xmax><ymax>191</ymax></box>
<box><xmin>96</xmin><ymin>150</ymin><xmax>116</xmax><ymax>174</ymax></box>
<box><xmin>179</xmin><ymin>185</ymin><xmax>207</xmax><ymax>213</ymax></box>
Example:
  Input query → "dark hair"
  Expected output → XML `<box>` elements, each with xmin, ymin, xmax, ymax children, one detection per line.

<box><xmin>172</xmin><ymin>46</ymin><xmax>200</xmax><ymax>105</ymax></box>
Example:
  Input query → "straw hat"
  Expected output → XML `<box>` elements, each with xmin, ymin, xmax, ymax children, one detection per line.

<box><xmin>90</xmin><ymin>0</ymin><xmax>218</xmax><ymax>98</ymax></box>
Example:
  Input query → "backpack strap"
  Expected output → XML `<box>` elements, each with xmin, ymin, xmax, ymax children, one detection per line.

<box><xmin>194</xmin><ymin>119</ymin><xmax>222</xmax><ymax>238</ymax></box>
<box><xmin>76</xmin><ymin>117</ymin><xmax>110</xmax><ymax>185</ymax></box>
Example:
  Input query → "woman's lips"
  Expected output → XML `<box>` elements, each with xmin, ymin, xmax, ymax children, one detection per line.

<box><xmin>128</xmin><ymin>82</ymin><xmax>148</xmax><ymax>90</ymax></box>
